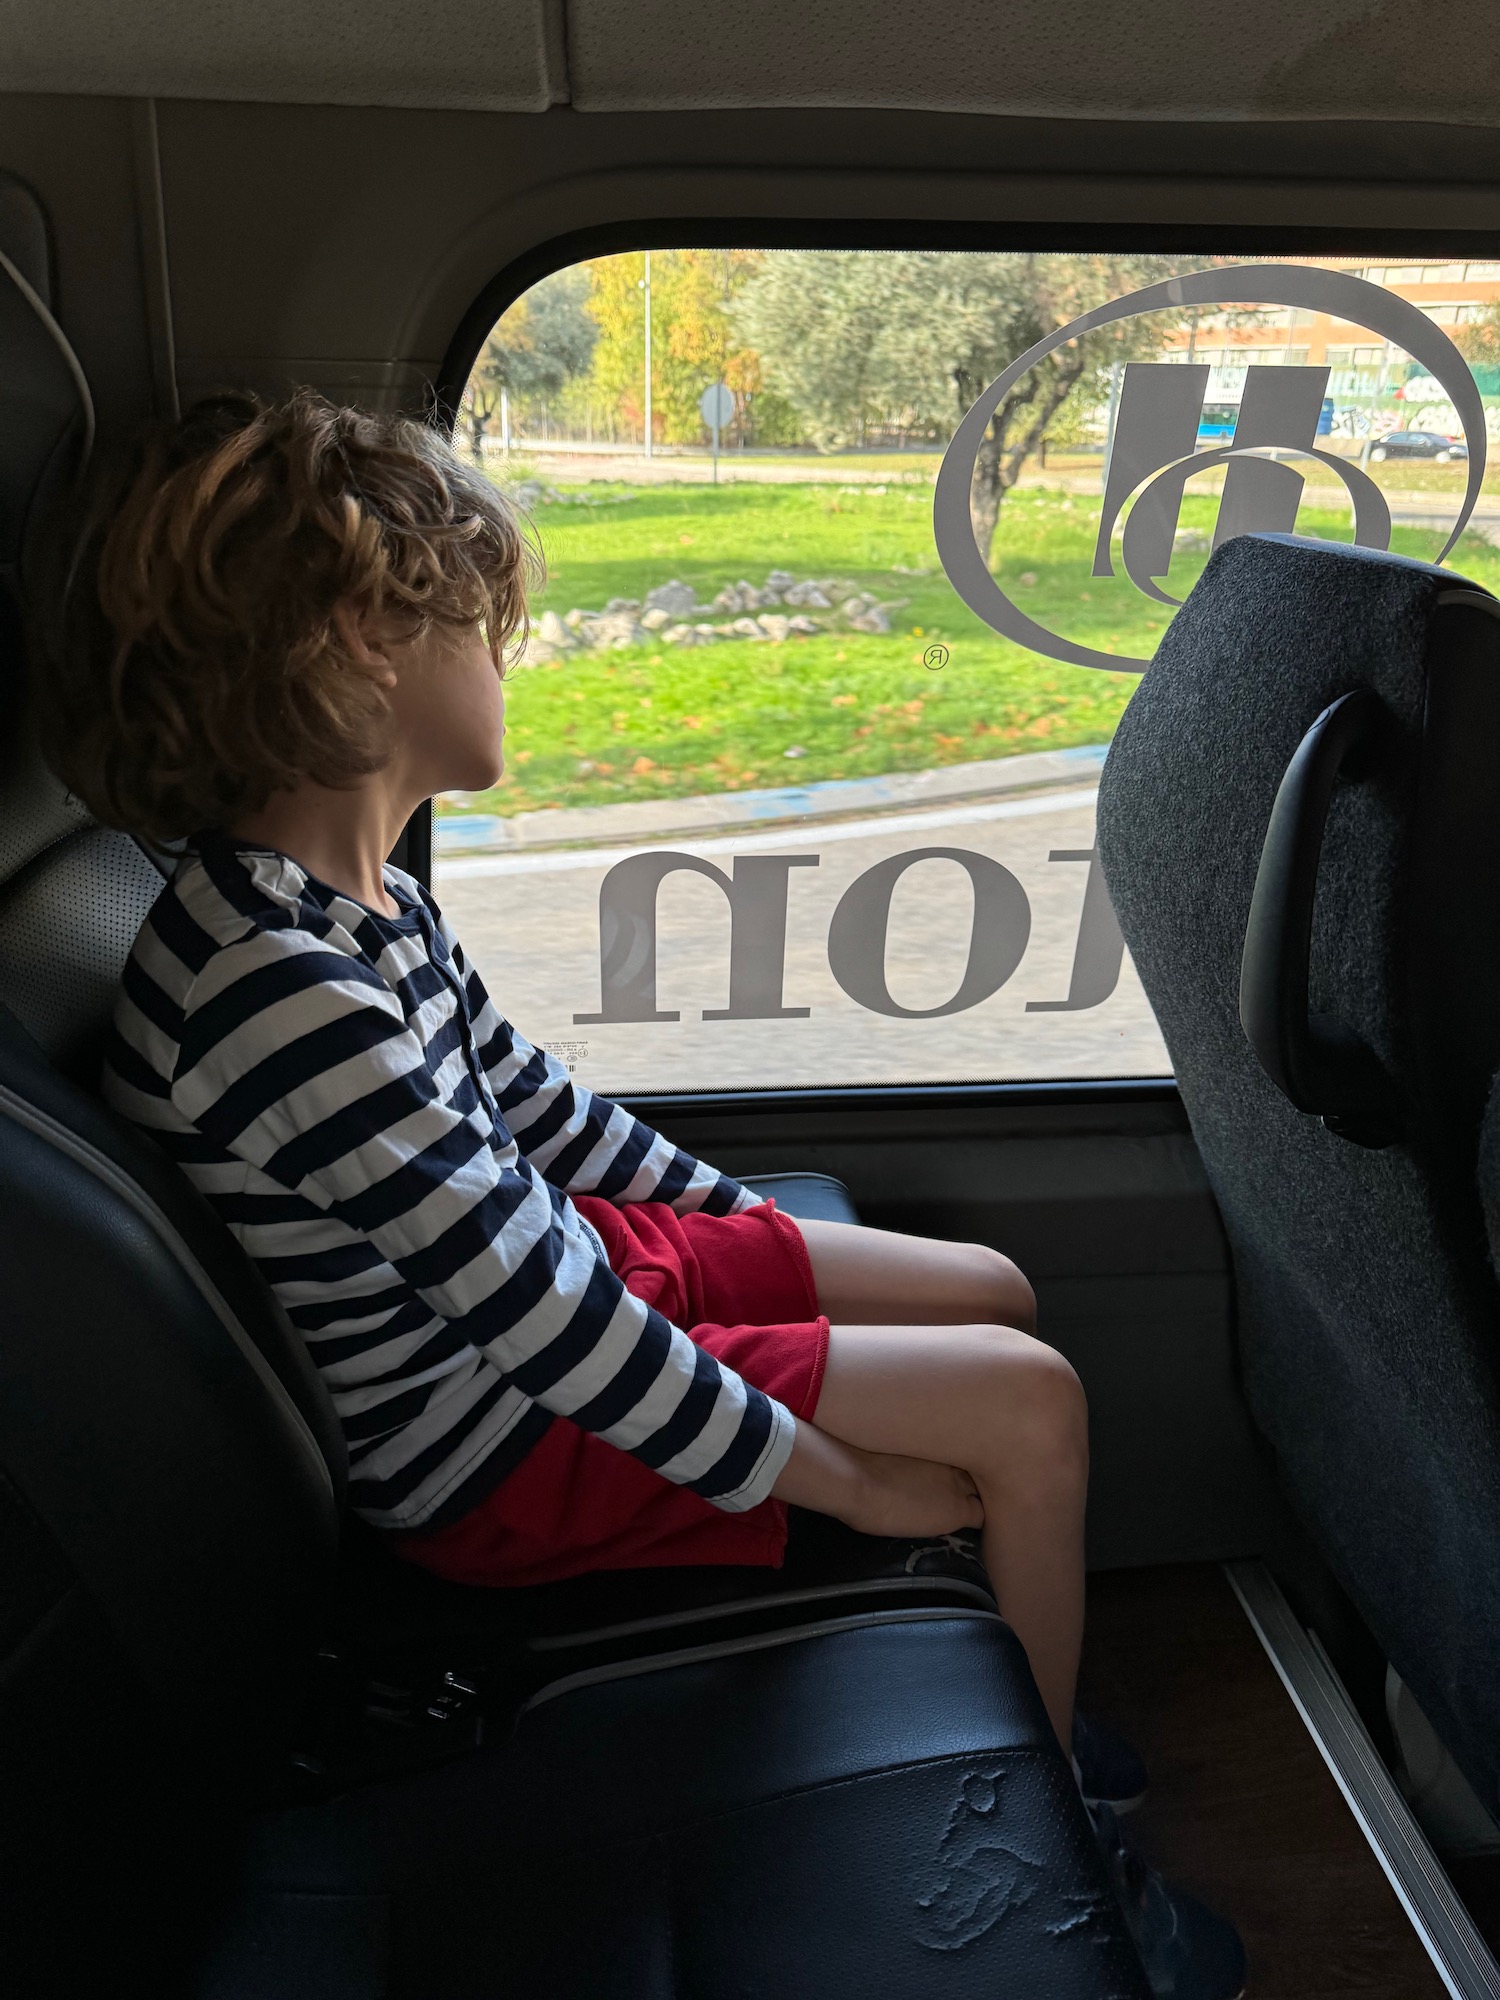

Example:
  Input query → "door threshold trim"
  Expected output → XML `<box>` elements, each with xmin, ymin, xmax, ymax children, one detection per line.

<box><xmin>1227</xmin><ymin>1559</ymin><xmax>1500</xmax><ymax>2000</ymax></box>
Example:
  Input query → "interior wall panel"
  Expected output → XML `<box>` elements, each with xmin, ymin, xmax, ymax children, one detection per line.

<box><xmin>150</xmin><ymin>98</ymin><xmax>1500</xmax><ymax>422</ymax></box>
<box><xmin>0</xmin><ymin>97</ymin><xmax>155</xmax><ymax>440</ymax></box>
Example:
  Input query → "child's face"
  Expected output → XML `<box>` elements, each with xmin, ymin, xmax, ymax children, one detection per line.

<box><xmin>385</xmin><ymin>618</ymin><xmax>507</xmax><ymax>796</ymax></box>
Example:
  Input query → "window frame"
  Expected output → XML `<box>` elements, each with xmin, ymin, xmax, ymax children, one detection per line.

<box><xmin>425</xmin><ymin>218</ymin><xmax>1500</xmax><ymax>1113</ymax></box>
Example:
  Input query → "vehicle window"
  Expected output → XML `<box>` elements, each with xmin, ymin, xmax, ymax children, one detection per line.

<box><xmin>441</xmin><ymin>249</ymin><xmax>1500</xmax><ymax>1095</ymax></box>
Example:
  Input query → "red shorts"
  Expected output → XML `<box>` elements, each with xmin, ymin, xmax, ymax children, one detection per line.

<box><xmin>393</xmin><ymin>1197</ymin><xmax>829</xmax><ymax>1587</ymax></box>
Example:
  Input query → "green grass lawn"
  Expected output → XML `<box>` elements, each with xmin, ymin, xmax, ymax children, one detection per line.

<box><xmin>454</xmin><ymin>479</ymin><xmax>1500</xmax><ymax>818</ymax></box>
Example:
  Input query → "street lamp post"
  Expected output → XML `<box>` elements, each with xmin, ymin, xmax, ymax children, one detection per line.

<box><xmin>1360</xmin><ymin>339</ymin><xmax>1395</xmax><ymax>469</ymax></box>
<box><xmin>640</xmin><ymin>252</ymin><xmax>653</xmax><ymax>461</ymax></box>
<box><xmin>1101</xmin><ymin>362</ymin><xmax>1124</xmax><ymax>493</ymax></box>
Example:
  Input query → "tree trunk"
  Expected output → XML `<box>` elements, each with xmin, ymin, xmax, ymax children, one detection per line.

<box><xmin>969</xmin><ymin>424</ymin><xmax>1006</xmax><ymax>563</ymax></box>
<box><xmin>967</xmin><ymin>351</ymin><xmax>1090</xmax><ymax>566</ymax></box>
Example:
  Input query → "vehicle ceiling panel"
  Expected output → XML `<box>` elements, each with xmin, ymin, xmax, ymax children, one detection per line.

<box><xmin>2</xmin><ymin>0</ymin><xmax>1500</xmax><ymax>127</ymax></box>
<box><xmin>564</xmin><ymin>0</ymin><xmax>1500</xmax><ymax>126</ymax></box>
<box><xmin>0</xmin><ymin>0</ymin><xmax>565</xmax><ymax>113</ymax></box>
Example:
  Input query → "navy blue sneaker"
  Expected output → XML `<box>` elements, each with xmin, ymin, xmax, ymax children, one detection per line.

<box><xmin>1092</xmin><ymin>1803</ymin><xmax>1247</xmax><ymax>2000</ymax></box>
<box><xmin>1073</xmin><ymin>1710</ymin><xmax>1150</xmax><ymax>1813</ymax></box>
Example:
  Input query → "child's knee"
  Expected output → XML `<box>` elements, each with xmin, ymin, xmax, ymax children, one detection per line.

<box><xmin>955</xmin><ymin>1242</ymin><xmax>1037</xmax><ymax>1334</ymax></box>
<box><xmin>973</xmin><ymin>1331</ymin><xmax>1087</xmax><ymax>1491</ymax></box>
<box><xmin>1020</xmin><ymin>1338</ymin><xmax>1087</xmax><ymax>1461</ymax></box>
<box><xmin>995</xmin><ymin>1252</ymin><xmax>1038</xmax><ymax>1336</ymax></box>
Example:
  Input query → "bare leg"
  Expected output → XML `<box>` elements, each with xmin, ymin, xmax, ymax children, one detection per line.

<box><xmin>791</xmin><ymin>1219</ymin><xmax>1081</xmax><ymax>1746</ymax></box>
<box><xmin>795</xmin><ymin>1216</ymin><xmax>1037</xmax><ymax>1335</ymax></box>
<box><xmin>812</xmin><ymin>1321</ymin><xmax>1087</xmax><ymax>1748</ymax></box>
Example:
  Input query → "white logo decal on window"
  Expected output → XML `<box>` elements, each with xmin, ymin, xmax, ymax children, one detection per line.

<box><xmin>575</xmin><ymin>853</ymin><xmax>819</xmax><ymax>1024</ymax></box>
<box><xmin>573</xmin><ymin>846</ymin><xmax>1123</xmax><ymax>1024</ymax></box>
<box><xmin>933</xmin><ymin>264</ymin><xmax>1487</xmax><ymax>671</ymax></box>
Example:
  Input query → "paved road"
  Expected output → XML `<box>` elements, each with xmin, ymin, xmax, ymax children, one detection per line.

<box><xmin>510</xmin><ymin>448</ymin><xmax>1498</xmax><ymax>520</ymax></box>
<box><xmin>506</xmin><ymin>448</ymin><xmax>933</xmax><ymax>488</ymax></box>
<box><xmin>438</xmin><ymin>783</ymin><xmax>1171</xmax><ymax>1095</ymax></box>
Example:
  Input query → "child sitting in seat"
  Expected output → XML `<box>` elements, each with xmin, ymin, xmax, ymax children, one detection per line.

<box><xmin>41</xmin><ymin>391</ymin><xmax>1241</xmax><ymax>2000</ymax></box>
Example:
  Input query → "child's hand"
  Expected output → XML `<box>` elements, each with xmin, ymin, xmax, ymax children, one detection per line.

<box><xmin>840</xmin><ymin>1447</ymin><xmax>983</xmax><ymax>1539</ymax></box>
<box><xmin>772</xmin><ymin>1420</ymin><xmax>983</xmax><ymax>1538</ymax></box>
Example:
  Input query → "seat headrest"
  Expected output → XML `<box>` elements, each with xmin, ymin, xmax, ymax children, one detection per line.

<box><xmin>1096</xmin><ymin>531</ymin><xmax>1486</xmax><ymax>915</ymax></box>
<box><xmin>1104</xmin><ymin>533</ymin><xmax>1482</xmax><ymax>773</ymax></box>
<box><xmin>1097</xmin><ymin>531</ymin><xmax>1498</xmax><ymax>1150</ymax></box>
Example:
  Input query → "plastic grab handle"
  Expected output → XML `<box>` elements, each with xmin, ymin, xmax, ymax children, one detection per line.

<box><xmin>1239</xmin><ymin>688</ymin><xmax>1402</xmax><ymax>1149</ymax></box>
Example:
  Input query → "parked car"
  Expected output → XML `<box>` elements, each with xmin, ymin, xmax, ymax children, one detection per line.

<box><xmin>1370</xmin><ymin>430</ymin><xmax>1469</xmax><ymax>461</ymax></box>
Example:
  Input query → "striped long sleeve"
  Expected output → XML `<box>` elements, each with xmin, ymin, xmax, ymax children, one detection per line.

<box><xmin>103</xmin><ymin>836</ymin><xmax>796</xmax><ymax>1531</ymax></box>
<box><xmin>443</xmin><ymin>922</ymin><xmax>745</xmax><ymax>1213</ymax></box>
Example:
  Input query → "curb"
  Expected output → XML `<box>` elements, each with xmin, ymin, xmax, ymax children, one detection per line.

<box><xmin>436</xmin><ymin>745</ymin><xmax>1110</xmax><ymax>857</ymax></box>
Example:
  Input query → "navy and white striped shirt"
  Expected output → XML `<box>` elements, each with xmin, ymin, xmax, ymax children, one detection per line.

<box><xmin>103</xmin><ymin>833</ymin><xmax>796</xmax><ymax>1531</ymax></box>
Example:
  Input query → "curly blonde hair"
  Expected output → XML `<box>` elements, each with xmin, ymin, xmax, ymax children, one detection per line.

<box><xmin>36</xmin><ymin>390</ymin><xmax>539</xmax><ymax>842</ymax></box>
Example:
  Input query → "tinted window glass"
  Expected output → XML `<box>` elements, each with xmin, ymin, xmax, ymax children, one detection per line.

<box><xmin>443</xmin><ymin>250</ymin><xmax>1500</xmax><ymax>1095</ymax></box>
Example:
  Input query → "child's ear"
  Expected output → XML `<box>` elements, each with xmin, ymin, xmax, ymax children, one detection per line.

<box><xmin>332</xmin><ymin>598</ymin><xmax>397</xmax><ymax>683</ymax></box>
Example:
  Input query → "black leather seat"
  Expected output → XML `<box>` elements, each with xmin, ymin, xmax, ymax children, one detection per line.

<box><xmin>0</xmin><ymin>984</ymin><xmax>1144</xmax><ymax>1998</ymax></box>
<box><xmin>0</xmin><ymin>254</ymin><xmax>1146</xmax><ymax>1997</ymax></box>
<box><xmin>1097</xmin><ymin>531</ymin><xmax>1500</xmax><ymax>1821</ymax></box>
<box><xmin>202</xmin><ymin>1614</ymin><xmax>1142</xmax><ymax>2000</ymax></box>
<box><xmin>741</xmin><ymin>1168</ymin><xmax>862</xmax><ymax>1223</ymax></box>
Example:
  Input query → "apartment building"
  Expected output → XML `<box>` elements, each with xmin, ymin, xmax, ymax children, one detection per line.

<box><xmin>1159</xmin><ymin>259</ymin><xmax>1500</xmax><ymax>436</ymax></box>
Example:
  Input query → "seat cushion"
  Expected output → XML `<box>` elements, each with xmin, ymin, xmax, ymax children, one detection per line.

<box><xmin>740</xmin><ymin>1169</ymin><xmax>860</xmax><ymax>1225</ymax></box>
<box><xmin>197</xmin><ymin>1610</ymin><xmax>1148</xmax><ymax>2000</ymax></box>
<box><xmin>324</xmin><ymin>1506</ymin><xmax>996</xmax><ymax>1732</ymax></box>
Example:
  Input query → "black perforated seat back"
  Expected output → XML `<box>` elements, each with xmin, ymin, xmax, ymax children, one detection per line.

<box><xmin>0</xmin><ymin>709</ymin><xmax>171</xmax><ymax>1080</ymax></box>
<box><xmin>1097</xmin><ymin>532</ymin><xmax>1500</xmax><ymax>1815</ymax></box>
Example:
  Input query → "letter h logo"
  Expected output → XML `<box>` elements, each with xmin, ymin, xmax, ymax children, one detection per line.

<box><xmin>1092</xmin><ymin>363</ymin><xmax>1390</xmax><ymax>604</ymax></box>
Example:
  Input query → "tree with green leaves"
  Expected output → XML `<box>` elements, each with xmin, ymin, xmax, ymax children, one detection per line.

<box><xmin>468</xmin><ymin>266</ymin><xmax>597</xmax><ymax>449</ymax></box>
<box><xmin>1455</xmin><ymin>306</ymin><xmax>1500</xmax><ymax>385</ymax></box>
<box><xmin>735</xmin><ymin>251</ymin><xmax>1200</xmax><ymax>560</ymax></box>
<box><xmin>730</xmin><ymin>252</ymin><xmax>893</xmax><ymax>452</ymax></box>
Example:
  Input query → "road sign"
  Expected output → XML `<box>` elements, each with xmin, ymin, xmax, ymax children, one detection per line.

<box><xmin>699</xmin><ymin>383</ymin><xmax>734</xmax><ymax>429</ymax></box>
<box><xmin>699</xmin><ymin>382</ymin><xmax>733</xmax><ymax>484</ymax></box>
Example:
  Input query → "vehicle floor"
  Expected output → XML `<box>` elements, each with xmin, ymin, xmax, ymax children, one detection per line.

<box><xmin>1076</xmin><ymin>1564</ymin><xmax>1445</xmax><ymax>2000</ymax></box>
